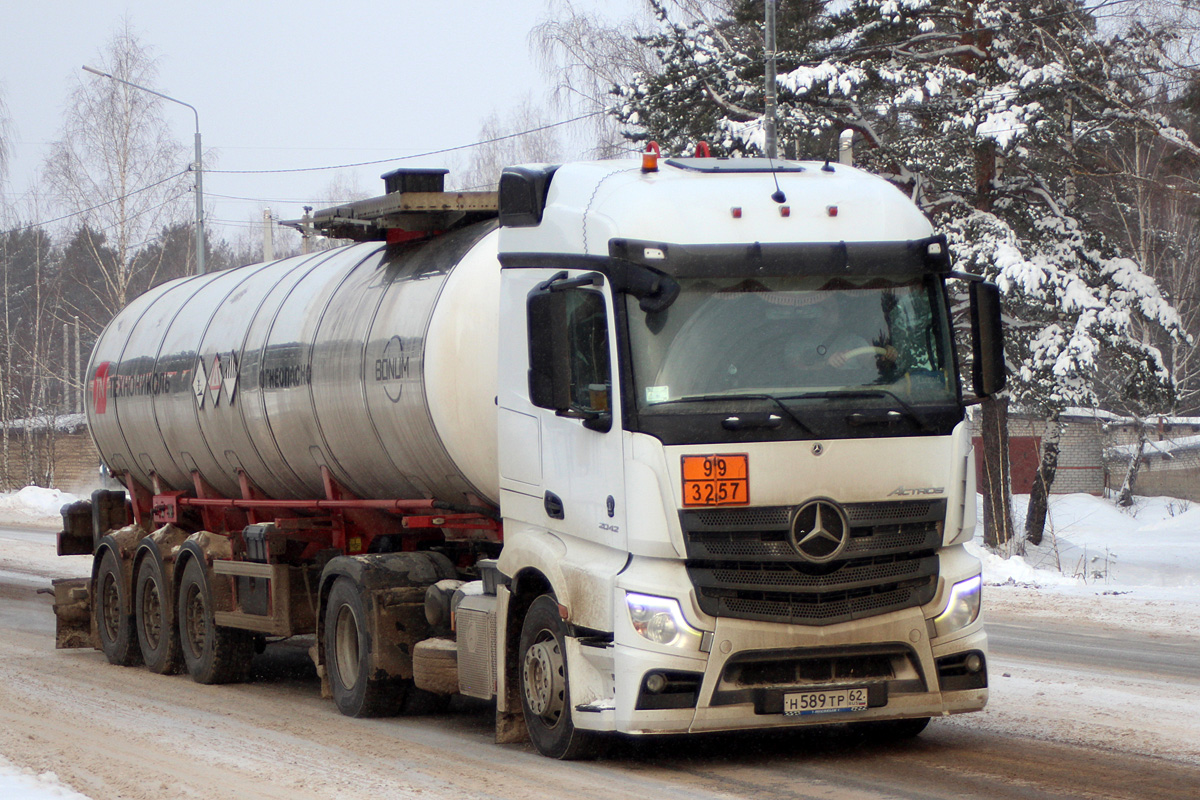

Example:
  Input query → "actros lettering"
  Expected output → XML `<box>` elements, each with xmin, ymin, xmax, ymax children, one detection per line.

<box><xmin>888</xmin><ymin>485</ymin><xmax>945</xmax><ymax>497</ymax></box>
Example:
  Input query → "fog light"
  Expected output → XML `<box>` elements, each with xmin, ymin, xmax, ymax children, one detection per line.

<box><xmin>645</xmin><ymin>672</ymin><xmax>667</xmax><ymax>694</ymax></box>
<box><xmin>965</xmin><ymin>653</ymin><xmax>983</xmax><ymax>673</ymax></box>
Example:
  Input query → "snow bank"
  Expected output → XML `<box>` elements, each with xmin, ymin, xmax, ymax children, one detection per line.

<box><xmin>974</xmin><ymin>492</ymin><xmax>1200</xmax><ymax>637</ymax></box>
<box><xmin>0</xmin><ymin>755</ymin><xmax>90</xmax><ymax>800</ymax></box>
<box><xmin>0</xmin><ymin>487</ymin><xmax>79</xmax><ymax>529</ymax></box>
<box><xmin>982</xmin><ymin>492</ymin><xmax>1200</xmax><ymax>589</ymax></box>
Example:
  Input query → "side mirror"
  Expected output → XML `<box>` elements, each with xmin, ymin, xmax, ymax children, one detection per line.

<box><xmin>527</xmin><ymin>289</ymin><xmax>572</xmax><ymax>411</ymax></box>
<box><xmin>969</xmin><ymin>281</ymin><xmax>1006</xmax><ymax>397</ymax></box>
<box><xmin>526</xmin><ymin>280</ymin><xmax>614</xmax><ymax>432</ymax></box>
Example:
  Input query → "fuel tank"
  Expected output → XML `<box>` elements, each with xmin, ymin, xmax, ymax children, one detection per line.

<box><xmin>86</xmin><ymin>221</ymin><xmax>501</xmax><ymax>506</ymax></box>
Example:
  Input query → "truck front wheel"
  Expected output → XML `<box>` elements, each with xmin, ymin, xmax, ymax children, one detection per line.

<box><xmin>178</xmin><ymin>558</ymin><xmax>253</xmax><ymax>684</ymax></box>
<box><xmin>518</xmin><ymin>595</ymin><xmax>603</xmax><ymax>760</ymax></box>
<box><xmin>96</xmin><ymin>548</ymin><xmax>142</xmax><ymax>666</ymax></box>
<box><xmin>325</xmin><ymin>577</ymin><xmax>405</xmax><ymax>717</ymax></box>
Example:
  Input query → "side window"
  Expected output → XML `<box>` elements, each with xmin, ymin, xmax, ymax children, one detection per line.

<box><xmin>565</xmin><ymin>290</ymin><xmax>611</xmax><ymax>414</ymax></box>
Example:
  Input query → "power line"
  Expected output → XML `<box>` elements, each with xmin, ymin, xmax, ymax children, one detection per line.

<box><xmin>0</xmin><ymin>170</ymin><xmax>191</xmax><ymax>237</ymax></box>
<box><xmin>208</xmin><ymin>110</ymin><xmax>607</xmax><ymax>175</ymax></box>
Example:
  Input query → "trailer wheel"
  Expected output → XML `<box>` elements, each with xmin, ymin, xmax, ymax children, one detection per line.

<box><xmin>135</xmin><ymin>555</ymin><xmax>181</xmax><ymax>674</ymax></box>
<box><xmin>518</xmin><ymin>595</ymin><xmax>604</xmax><ymax>760</ymax></box>
<box><xmin>96</xmin><ymin>548</ymin><xmax>142</xmax><ymax>666</ymax></box>
<box><xmin>325</xmin><ymin>577</ymin><xmax>404</xmax><ymax>717</ymax></box>
<box><xmin>178</xmin><ymin>558</ymin><xmax>253</xmax><ymax>684</ymax></box>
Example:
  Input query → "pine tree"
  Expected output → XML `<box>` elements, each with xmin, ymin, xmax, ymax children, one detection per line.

<box><xmin>615</xmin><ymin>0</ymin><xmax>1190</xmax><ymax>547</ymax></box>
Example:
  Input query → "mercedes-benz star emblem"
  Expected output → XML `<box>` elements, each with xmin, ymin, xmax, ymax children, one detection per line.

<box><xmin>790</xmin><ymin>499</ymin><xmax>850</xmax><ymax>563</ymax></box>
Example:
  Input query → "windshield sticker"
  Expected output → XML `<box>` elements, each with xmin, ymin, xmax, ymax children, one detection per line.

<box><xmin>645</xmin><ymin>385</ymin><xmax>670</xmax><ymax>404</ymax></box>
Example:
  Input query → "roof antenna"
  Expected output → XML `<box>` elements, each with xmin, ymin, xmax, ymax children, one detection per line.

<box><xmin>764</xmin><ymin>0</ymin><xmax>778</xmax><ymax>160</ymax></box>
<box><xmin>771</xmin><ymin>178</ymin><xmax>786</xmax><ymax>204</ymax></box>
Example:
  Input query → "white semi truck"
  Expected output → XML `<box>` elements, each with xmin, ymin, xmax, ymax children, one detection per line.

<box><xmin>56</xmin><ymin>151</ymin><xmax>1003</xmax><ymax>759</ymax></box>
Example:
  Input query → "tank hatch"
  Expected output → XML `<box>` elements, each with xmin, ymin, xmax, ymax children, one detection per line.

<box><xmin>287</xmin><ymin>168</ymin><xmax>498</xmax><ymax>244</ymax></box>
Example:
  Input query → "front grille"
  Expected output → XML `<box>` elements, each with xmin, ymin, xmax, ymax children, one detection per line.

<box><xmin>682</xmin><ymin>500</ymin><xmax>943</xmax><ymax>626</ymax></box>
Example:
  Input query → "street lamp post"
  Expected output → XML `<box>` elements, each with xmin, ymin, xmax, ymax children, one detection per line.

<box><xmin>82</xmin><ymin>65</ymin><xmax>206</xmax><ymax>275</ymax></box>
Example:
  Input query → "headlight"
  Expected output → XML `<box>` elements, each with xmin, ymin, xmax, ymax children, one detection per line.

<box><xmin>932</xmin><ymin>575</ymin><xmax>982</xmax><ymax>638</ymax></box>
<box><xmin>625</xmin><ymin>592</ymin><xmax>704</xmax><ymax>650</ymax></box>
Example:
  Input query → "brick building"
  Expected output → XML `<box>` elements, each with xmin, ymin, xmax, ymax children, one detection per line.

<box><xmin>971</xmin><ymin>408</ymin><xmax>1200</xmax><ymax>498</ymax></box>
<box><xmin>2</xmin><ymin>414</ymin><xmax>102</xmax><ymax>493</ymax></box>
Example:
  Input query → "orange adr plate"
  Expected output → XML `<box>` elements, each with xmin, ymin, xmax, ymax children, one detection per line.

<box><xmin>682</xmin><ymin>454</ymin><xmax>749</xmax><ymax>507</ymax></box>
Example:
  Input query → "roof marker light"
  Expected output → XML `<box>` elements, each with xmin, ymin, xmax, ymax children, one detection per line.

<box><xmin>780</xmin><ymin>206</ymin><xmax>791</xmax><ymax>217</ymax></box>
<box><xmin>642</xmin><ymin>141</ymin><xmax>661</xmax><ymax>173</ymax></box>
<box><xmin>731</xmin><ymin>207</ymin><xmax>743</xmax><ymax>219</ymax></box>
<box><xmin>827</xmin><ymin>206</ymin><xmax>839</xmax><ymax>217</ymax></box>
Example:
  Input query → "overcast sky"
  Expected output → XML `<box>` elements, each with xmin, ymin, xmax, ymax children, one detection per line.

<box><xmin>0</xmin><ymin>0</ymin><xmax>641</xmax><ymax>245</ymax></box>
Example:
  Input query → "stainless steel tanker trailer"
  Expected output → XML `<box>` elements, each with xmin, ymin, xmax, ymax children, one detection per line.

<box><xmin>56</xmin><ymin>152</ymin><xmax>1005</xmax><ymax>759</ymax></box>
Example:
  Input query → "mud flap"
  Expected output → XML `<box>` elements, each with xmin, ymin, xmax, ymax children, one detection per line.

<box><xmin>50</xmin><ymin>577</ymin><xmax>97</xmax><ymax>649</ymax></box>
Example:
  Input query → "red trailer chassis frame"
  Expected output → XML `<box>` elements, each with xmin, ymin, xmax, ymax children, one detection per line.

<box><xmin>122</xmin><ymin>466</ymin><xmax>500</xmax><ymax>560</ymax></box>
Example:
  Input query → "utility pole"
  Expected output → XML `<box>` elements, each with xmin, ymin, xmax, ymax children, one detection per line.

<box><xmin>263</xmin><ymin>209</ymin><xmax>275</xmax><ymax>262</ymax></box>
<box><xmin>62</xmin><ymin>323</ymin><xmax>69</xmax><ymax>413</ymax></box>
<box><xmin>74</xmin><ymin>317</ymin><xmax>81</xmax><ymax>414</ymax></box>
<box><xmin>764</xmin><ymin>0</ymin><xmax>778</xmax><ymax>159</ymax></box>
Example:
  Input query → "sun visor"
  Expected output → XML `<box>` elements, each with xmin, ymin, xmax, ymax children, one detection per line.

<box><xmin>607</xmin><ymin>235</ymin><xmax>952</xmax><ymax>278</ymax></box>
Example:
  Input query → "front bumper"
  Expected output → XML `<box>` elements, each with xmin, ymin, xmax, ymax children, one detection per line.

<box><xmin>592</xmin><ymin>607</ymin><xmax>987</xmax><ymax>735</ymax></box>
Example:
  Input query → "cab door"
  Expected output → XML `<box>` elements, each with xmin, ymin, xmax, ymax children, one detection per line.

<box><xmin>498</xmin><ymin>270</ymin><xmax>627</xmax><ymax>554</ymax></box>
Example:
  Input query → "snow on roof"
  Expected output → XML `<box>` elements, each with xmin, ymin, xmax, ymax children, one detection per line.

<box><xmin>3</xmin><ymin>413</ymin><xmax>87</xmax><ymax>434</ymax></box>
<box><xmin>1008</xmin><ymin>407</ymin><xmax>1200</xmax><ymax>427</ymax></box>
<box><xmin>1106</xmin><ymin>433</ymin><xmax>1200</xmax><ymax>460</ymax></box>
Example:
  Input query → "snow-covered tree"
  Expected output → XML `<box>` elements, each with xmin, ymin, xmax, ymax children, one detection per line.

<box><xmin>615</xmin><ymin>0</ymin><xmax>1191</xmax><ymax>546</ymax></box>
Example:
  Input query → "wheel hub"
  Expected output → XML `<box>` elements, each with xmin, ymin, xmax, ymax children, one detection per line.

<box><xmin>334</xmin><ymin>604</ymin><xmax>360</xmax><ymax>691</ymax></box>
<box><xmin>101</xmin><ymin>573</ymin><xmax>120</xmax><ymax>641</ymax></box>
<box><xmin>184</xmin><ymin>584</ymin><xmax>207</xmax><ymax>658</ymax></box>
<box><xmin>522</xmin><ymin>637</ymin><xmax>564</xmax><ymax>722</ymax></box>
<box><xmin>141</xmin><ymin>579</ymin><xmax>162</xmax><ymax>648</ymax></box>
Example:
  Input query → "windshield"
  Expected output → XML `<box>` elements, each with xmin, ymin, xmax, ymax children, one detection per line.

<box><xmin>627</xmin><ymin>275</ymin><xmax>957</xmax><ymax>411</ymax></box>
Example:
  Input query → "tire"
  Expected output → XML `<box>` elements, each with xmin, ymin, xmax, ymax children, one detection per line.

<box><xmin>177</xmin><ymin>557</ymin><xmax>253</xmax><ymax>684</ymax></box>
<box><xmin>95</xmin><ymin>548</ymin><xmax>142</xmax><ymax>666</ymax></box>
<box><xmin>325</xmin><ymin>577</ymin><xmax>405</xmax><ymax>717</ymax></box>
<box><xmin>135</xmin><ymin>554</ymin><xmax>182</xmax><ymax>674</ymax></box>
<box><xmin>518</xmin><ymin>594</ymin><xmax>604</xmax><ymax>760</ymax></box>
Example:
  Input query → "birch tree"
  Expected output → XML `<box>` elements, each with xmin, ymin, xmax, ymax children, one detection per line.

<box><xmin>43</xmin><ymin>23</ymin><xmax>192</xmax><ymax>324</ymax></box>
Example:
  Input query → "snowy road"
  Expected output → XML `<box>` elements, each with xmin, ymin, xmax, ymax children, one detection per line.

<box><xmin>989</xmin><ymin>620</ymin><xmax>1200</xmax><ymax>681</ymax></box>
<box><xmin>2</xmin><ymin>525</ymin><xmax>1199</xmax><ymax>800</ymax></box>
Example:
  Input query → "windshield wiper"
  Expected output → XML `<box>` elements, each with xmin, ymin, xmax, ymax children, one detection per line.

<box><xmin>780</xmin><ymin>388</ymin><xmax>932</xmax><ymax>431</ymax></box>
<box><xmin>660</xmin><ymin>393</ymin><xmax>817</xmax><ymax>435</ymax></box>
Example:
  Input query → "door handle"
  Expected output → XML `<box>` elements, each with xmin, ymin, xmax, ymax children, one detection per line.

<box><xmin>544</xmin><ymin>491</ymin><xmax>565</xmax><ymax>520</ymax></box>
